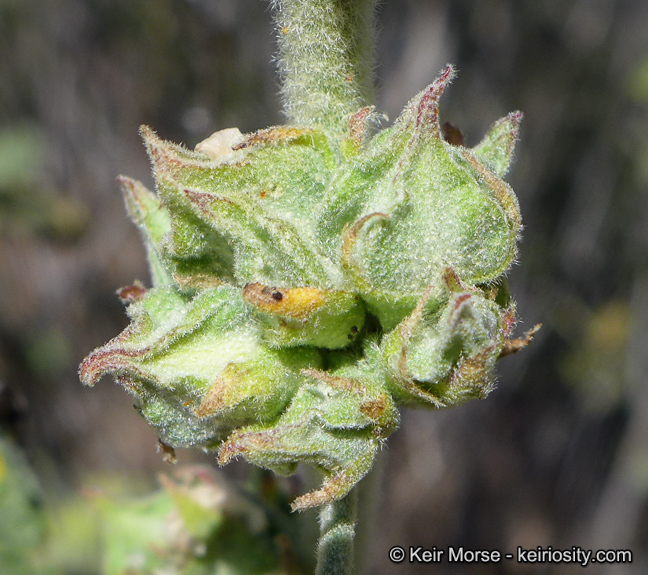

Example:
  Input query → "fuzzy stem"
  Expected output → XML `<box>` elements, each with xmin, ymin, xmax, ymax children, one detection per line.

<box><xmin>271</xmin><ymin>0</ymin><xmax>377</xmax><ymax>136</ymax></box>
<box><xmin>315</xmin><ymin>489</ymin><xmax>358</xmax><ymax>575</ymax></box>
<box><xmin>316</xmin><ymin>489</ymin><xmax>358</xmax><ymax>575</ymax></box>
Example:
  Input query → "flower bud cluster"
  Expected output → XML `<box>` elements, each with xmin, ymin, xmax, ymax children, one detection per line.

<box><xmin>81</xmin><ymin>67</ymin><xmax>526</xmax><ymax>509</ymax></box>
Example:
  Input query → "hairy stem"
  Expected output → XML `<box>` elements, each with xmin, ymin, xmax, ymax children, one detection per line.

<box><xmin>270</xmin><ymin>0</ymin><xmax>377</xmax><ymax>137</ymax></box>
<box><xmin>316</xmin><ymin>489</ymin><xmax>358</xmax><ymax>575</ymax></box>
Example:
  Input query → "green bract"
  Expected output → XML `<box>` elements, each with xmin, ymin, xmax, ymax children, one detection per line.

<box><xmin>81</xmin><ymin>66</ymin><xmax>525</xmax><ymax>510</ymax></box>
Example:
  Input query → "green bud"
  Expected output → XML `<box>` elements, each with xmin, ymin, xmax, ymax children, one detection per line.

<box><xmin>220</xmin><ymin>364</ymin><xmax>398</xmax><ymax>511</ymax></box>
<box><xmin>80</xmin><ymin>286</ymin><xmax>322</xmax><ymax>449</ymax></box>
<box><xmin>141</xmin><ymin>125</ymin><xmax>338</xmax><ymax>288</ymax></box>
<box><xmin>379</xmin><ymin>268</ymin><xmax>509</xmax><ymax>407</ymax></box>
<box><xmin>316</xmin><ymin>65</ymin><xmax>521</xmax><ymax>330</ymax></box>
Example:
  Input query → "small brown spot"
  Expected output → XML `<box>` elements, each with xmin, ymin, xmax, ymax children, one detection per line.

<box><xmin>281</xmin><ymin>26</ymin><xmax>289</xmax><ymax>35</ymax></box>
<box><xmin>271</xmin><ymin>291</ymin><xmax>284</xmax><ymax>301</ymax></box>
<box><xmin>453</xmin><ymin>293</ymin><xmax>472</xmax><ymax>310</ymax></box>
<box><xmin>441</xmin><ymin>121</ymin><xmax>465</xmax><ymax>146</ymax></box>
<box><xmin>157</xmin><ymin>439</ymin><xmax>177</xmax><ymax>464</ymax></box>
<box><xmin>116</xmin><ymin>281</ymin><xmax>146</xmax><ymax>303</ymax></box>
<box><xmin>346</xmin><ymin>106</ymin><xmax>372</xmax><ymax>149</ymax></box>
<box><xmin>350</xmin><ymin>325</ymin><xmax>358</xmax><ymax>334</ymax></box>
<box><xmin>260</xmin><ymin>190</ymin><xmax>267</xmax><ymax>198</ymax></box>
<box><xmin>360</xmin><ymin>396</ymin><xmax>387</xmax><ymax>420</ymax></box>
<box><xmin>345</xmin><ymin>74</ymin><xmax>354</xmax><ymax>82</ymax></box>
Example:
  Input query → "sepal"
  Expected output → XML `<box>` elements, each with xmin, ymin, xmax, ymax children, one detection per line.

<box><xmin>380</xmin><ymin>269</ymin><xmax>508</xmax><ymax>407</ymax></box>
<box><xmin>142</xmin><ymin>125</ymin><xmax>339</xmax><ymax>288</ymax></box>
<box><xmin>120</xmin><ymin>176</ymin><xmax>174</xmax><ymax>287</ymax></box>
<box><xmin>80</xmin><ymin>286</ymin><xmax>322</xmax><ymax>448</ymax></box>
<box><xmin>316</xmin><ymin>66</ymin><xmax>521</xmax><ymax>329</ymax></box>
<box><xmin>471</xmin><ymin>111</ymin><xmax>523</xmax><ymax>178</ymax></box>
<box><xmin>219</xmin><ymin>364</ymin><xmax>398</xmax><ymax>510</ymax></box>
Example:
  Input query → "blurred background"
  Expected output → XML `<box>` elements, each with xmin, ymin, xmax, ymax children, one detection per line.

<box><xmin>1</xmin><ymin>0</ymin><xmax>648</xmax><ymax>573</ymax></box>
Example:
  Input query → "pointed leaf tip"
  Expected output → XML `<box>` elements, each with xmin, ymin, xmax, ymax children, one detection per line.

<box><xmin>119</xmin><ymin>176</ymin><xmax>156</xmax><ymax>223</ymax></box>
<box><xmin>472</xmin><ymin>110</ymin><xmax>524</xmax><ymax>177</ymax></box>
<box><xmin>140</xmin><ymin>125</ymin><xmax>166</xmax><ymax>169</ymax></box>
<box><xmin>413</xmin><ymin>64</ymin><xmax>457</xmax><ymax>139</ymax></box>
<box><xmin>139</xmin><ymin>125</ymin><xmax>197</xmax><ymax>177</ymax></box>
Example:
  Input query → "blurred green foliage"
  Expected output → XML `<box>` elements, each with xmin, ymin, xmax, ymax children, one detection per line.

<box><xmin>560</xmin><ymin>300</ymin><xmax>631</xmax><ymax>412</ymax></box>
<box><xmin>0</xmin><ymin>125</ymin><xmax>88</xmax><ymax>240</ymax></box>
<box><xmin>0</xmin><ymin>436</ymin><xmax>49</xmax><ymax>574</ymax></box>
<box><xmin>0</xmin><ymin>443</ymin><xmax>298</xmax><ymax>575</ymax></box>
